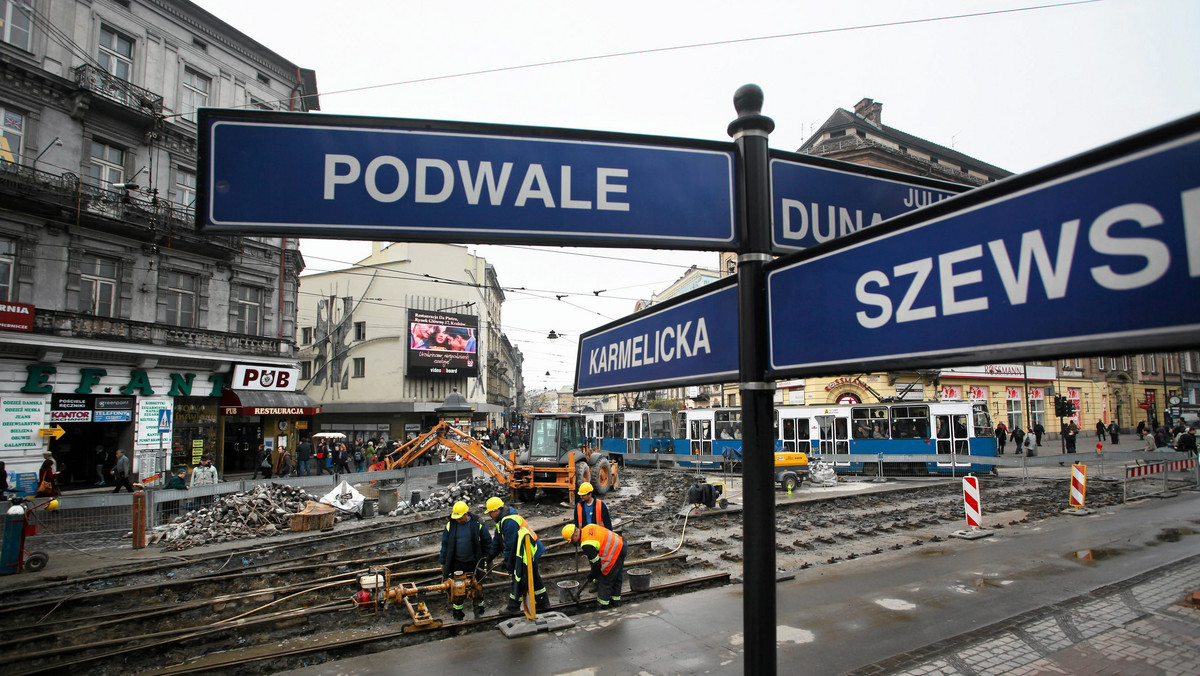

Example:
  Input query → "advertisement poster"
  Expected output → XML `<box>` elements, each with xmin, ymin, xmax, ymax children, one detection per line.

<box><xmin>406</xmin><ymin>309</ymin><xmax>479</xmax><ymax>378</ymax></box>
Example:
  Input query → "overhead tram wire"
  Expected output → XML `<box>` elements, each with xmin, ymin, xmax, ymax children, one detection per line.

<box><xmin>175</xmin><ymin>0</ymin><xmax>1101</xmax><ymax>118</ymax></box>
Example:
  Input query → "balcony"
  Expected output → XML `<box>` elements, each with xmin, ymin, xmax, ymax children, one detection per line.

<box><xmin>74</xmin><ymin>64</ymin><xmax>164</xmax><ymax>118</ymax></box>
<box><xmin>29</xmin><ymin>309</ymin><xmax>287</xmax><ymax>359</ymax></box>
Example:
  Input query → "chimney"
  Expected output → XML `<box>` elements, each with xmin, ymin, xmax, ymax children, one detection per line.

<box><xmin>853</xmin><ymin>98</ymin><xmax>882</xmax><ymax>126</ymax></box>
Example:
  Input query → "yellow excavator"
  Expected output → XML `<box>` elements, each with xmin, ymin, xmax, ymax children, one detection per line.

<box><xmin>370</xmin><ymin>413</ymin><xmax>618</xmax><ymax>501</ymax></box>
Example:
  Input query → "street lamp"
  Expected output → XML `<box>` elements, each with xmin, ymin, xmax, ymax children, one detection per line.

<box><xmin>547</xmin><ymin>330</ymin><xmax>562</xmax><ymax>340</ymax></box>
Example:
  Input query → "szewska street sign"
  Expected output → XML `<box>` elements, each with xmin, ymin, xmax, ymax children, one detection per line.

<box><xmin>766</xmin><ymin>113</ymin><xmax>1200</xmax><ymax>378</ymax></box>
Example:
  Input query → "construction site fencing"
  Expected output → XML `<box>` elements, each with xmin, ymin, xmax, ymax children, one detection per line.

<box><xmin>1121</xmin><ymin>455</ymin><xmax>1200</xmax><ymax>502</ymax></box>
<box><xmin>24</xmin><ymin>461</ymin><xmax>479</xmax><ymax>545</ymax></box>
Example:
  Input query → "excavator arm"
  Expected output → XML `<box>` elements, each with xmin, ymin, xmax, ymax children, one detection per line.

<box><xmin>373</xmin><ymin>421</ymin><xmax>517</xmax><ymax>486</ymax></box>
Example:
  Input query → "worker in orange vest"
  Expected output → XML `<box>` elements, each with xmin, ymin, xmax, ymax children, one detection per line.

<box><xmin>573</xmin><ymin>481</ymin><xmax>613</xmax><ymax>530</ymax></box>
<box><xmin>562</xmin><ymin>523</ymin><xmax>625</xmax><ymax>608</ymax></box>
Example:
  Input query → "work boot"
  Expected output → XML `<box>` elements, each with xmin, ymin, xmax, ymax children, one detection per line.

<box><xmin>505</xmin><ymin>598</ymin><xmax>521</xmax><ymax>614</ymax></box>
<box><xmin>535</xmin><ymin>595</ymin><xmax>550</xmax><ymax>612</ymax></box>
<box><xmin>452</xmin><ymin>608</ymin><xmax>465</xmax><ymax>621</ymax></box>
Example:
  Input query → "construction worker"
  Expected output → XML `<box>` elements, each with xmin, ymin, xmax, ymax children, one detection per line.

<box><xmin>486</xmin><ymin>496</ymin><xmax>549</xmax><ymax>614</ymax></box>
<box><xmin>439</xmin><ymin>501</ymin><xmax>492</xmax><ymax>620</ymax></box>
<box><xmin>573</xmin><ymin>482</ymin><xmax>613</xmax><ymax>530</ymax></box>
<box><xmin>562</xmin><ymin>523</ymin><xmax>626</xmax><ymax>609</ymax></box>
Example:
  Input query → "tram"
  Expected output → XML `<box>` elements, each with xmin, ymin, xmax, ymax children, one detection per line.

<box><xmin>583</xmin><ymin>408</ymin><xmax>743</xmax><ymax>468</ymax></box>
<box><xmin>776</xmin><ymin>400</ymin><xmax>996</xmax><ymax>475</ymax></box>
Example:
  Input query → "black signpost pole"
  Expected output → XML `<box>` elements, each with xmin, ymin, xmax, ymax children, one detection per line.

<box><xmin>728</xmin><ymin>84</ymin><xmax>776</xmax><ymax>675</ymax></box>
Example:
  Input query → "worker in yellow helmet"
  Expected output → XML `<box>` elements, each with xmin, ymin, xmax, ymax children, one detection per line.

<box><xmin>573</xmin><ymin>482</ymin><xmax>613</xmax><ymax>530</ymax></box>
<box><xmin>562</xmin><ymin>522</ymin><xmax>626</xmax><ymax>609</ymax></box>
<box><xmin>486</xmin><ymin>496</ymin><xmax>549</xmax><ymax>614</ymax></box>
<box><xmin>439</xmin><ymin>500</ymin><xmax>492</xmax><ymax>620</ymax></box>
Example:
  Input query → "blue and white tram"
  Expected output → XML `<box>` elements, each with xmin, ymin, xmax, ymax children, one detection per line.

<box><xmin>775</xmin><ymin>401</ymin><xmax>996</xmax><ymax>475</ymax></box>
<box><xmin>583</xmin><ymin>409</ymin><xmax>742</xmax><ymax>468</ymax></box>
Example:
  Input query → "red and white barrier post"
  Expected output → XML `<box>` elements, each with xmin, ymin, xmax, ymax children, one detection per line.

<box><xmin>1064</xmin><ymin>462</ymin><xmax>1092</xmax><ymax>515</ymax></box>
<box><xmin>952</xmin><ymin>475</ymin><xmax>992</xmax><ymax>540</ymax></box>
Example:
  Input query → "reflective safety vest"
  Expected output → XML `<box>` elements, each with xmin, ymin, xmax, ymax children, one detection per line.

<box><xmin>502</xmin><ymin>513</ymin><xmax>539</xmax><ymax>562</ymax></box>
<box><xmin>575</xmin><ymin>498</ymin><xmax>604</xmax><ymax>527</ymax></box>
<box><xmin>580</xmin><ymin>524</ymin><xmax>623</xmax><ymax>575</ymax></box>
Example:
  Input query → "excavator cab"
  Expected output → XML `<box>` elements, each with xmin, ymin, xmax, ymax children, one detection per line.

<box><xmin>528</xmin><ymin>414</ymin><xmax>588</xmax><ymax>466</ymax></box>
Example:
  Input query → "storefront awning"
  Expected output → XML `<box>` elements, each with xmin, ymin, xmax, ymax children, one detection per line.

<box><xmin>219</xmin><ymin>389</ymin><xmax>321</xmax><ymax>416</ymax></box>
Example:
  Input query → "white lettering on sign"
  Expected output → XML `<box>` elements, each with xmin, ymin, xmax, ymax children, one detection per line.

<box><xmin>782</xmin><ymin>199</ymin><xmax>885</xmax><ymax>244</ymax></box>
<box><xmin>324</xmin><ymin>155</ymin><xmax>630</xmax><ymax>212</ymax></box>
<box><xmin>854</xmin><ymin>191</ymin><xmax>1197</xmax><ymax>329</ymax></box>
<box><xmin>587</xmin><ymin>318</ymin><xmax>711</xmax><ymax>375</ymax></box>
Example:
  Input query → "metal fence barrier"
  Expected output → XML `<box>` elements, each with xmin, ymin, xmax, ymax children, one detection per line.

<box><xmin>1122</xmin><ymin>456</ymin><xmax>1200</xmax><ymax>502</ymax></box>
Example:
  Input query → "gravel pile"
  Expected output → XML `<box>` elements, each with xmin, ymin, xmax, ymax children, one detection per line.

<box><xmin>152</xmin><ymin>483</ymin><xmax>319</xmax><ymax>550</ymax></box>
<box><xmin>401</xmin><ymin>476</ymin><xmax>508</xmax><ymax>515</ymax></box>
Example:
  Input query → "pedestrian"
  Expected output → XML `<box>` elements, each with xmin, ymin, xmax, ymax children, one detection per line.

<box><xmin>94</xmin><ymin>444</ymin><xmax>108</xmax><ymax>486</ymax></box>
<box><xmin>296</xmin><ymin>437</ymin><xmax>313</xmax><ymax>477</ymax></box>
<box><xmin>994</xmin><ymin>421</ymin><xmax>1008</xmax><ymax>455</ymax></box>
<box><xmin>1108</xmin><ymin>421</ymin><xmax>1120</xmax><ymax>445</ymax></box>
<box><xmin>164</xmin><ymin>466</ymin><xmax>188</xmax><ymax>516</ymax></box>
<box><xmin>1177</xmin><ymin>428</ymin><xmax>1197</xmax><ymax>456</ymax></box>
<box><xmin>486</xmin><ymin>496</ymin><xmax>550</xmax><ymax>614</ymax></box>
<box><xmin>1022</xmin><ymin>428</ymin><xmax>1038</xmax><ymax>457</ymax></box>
<box><xmin>1011</xmin><ymin>425</ymin><xmax>1025</xmax><ymax>454</ymax></box>
<box><xmin>252</xmin><ymin>443</ymin><xmax>271</xmax><ymax>480</ymax></box>
<box><xmin>276</xmin><ymin>448</ymin><xmax>294</xmax><ymax>478</ymax></box>
<box><xmin>1096</xmin><ymin>419</ymin><xmax>1107</xmax><ymax>442</ymax></box>
<box><xmin>110</xmin><ymin>449</ymin><xmax>134</xmax><ymax>493</ymax></box>
<box><xmin>189</xmin><ymin>455</ymin><xmax>218</xmax><ymax>487</ymax></box>
<box><xmin>335</xmin><ymin>443</ymin><xmax>352</xmax><ymax>474</ymax></box>
<box><xmin>573</xmin><ymin>481</ymin><xmax>613</xmax><ymax>530</ymax></box>
<box><xmin>1064</xmin><ymin>422</ymin><xmax>1078</xmax><ymax>454</ymax></box>
<box><xmin>439</xmin><ymin>501</ymin><xmax>493</xmax><ymax>620</ymax></box>
<box><xmin>562</xmin><ymin>522</ymin><xmax>626</xmax><ymax>609</ymax></box>
<box><xmin>1143</xmin><ymin>429</ymin><xmax>1159</xmax><ymax>452</ymax></box>
<box><xmin>1136</xmin><ymin>420</ymin><xmax>1146</xmax><ymax>440</ymax></box>
<box><xmin>353</xmin><ymin>443</ymin><xmax>365</xmax><ymax>472</ymax></box>
<box><xmin>0</xmin><ymin>461</ymin><xmax>8</xmax><ymax>499</ymax></box>
<box><xmin>36</xmin><ymin>451</ymin><xmax>59</xmax><ymax>497</ymax></box>
<box><xmin>1033</xmin><ymin>420</ymin><xmax>1045</xmax><ymax>446</ymax></box>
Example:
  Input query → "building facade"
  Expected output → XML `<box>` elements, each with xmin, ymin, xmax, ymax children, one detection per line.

<box><xmin>0</xmin><ymin>0</ymin><xmax>318</xmax><ymax>492</ymax></box>
<box><xmin>296</xmin><ymin>241</ymin><xmax>522</xmax><ymax>442</ymax></box>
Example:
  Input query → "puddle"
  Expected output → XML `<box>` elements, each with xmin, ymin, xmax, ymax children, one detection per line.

<box><xmin>1155</xmin><ymin>528</ymin><xmax>1196</xmax><ymax>543</ymax></box>
<box><xmin>1064</xmin><ymin>548</ymin><xmax>1125</xmax><ymax>565</ymax></box>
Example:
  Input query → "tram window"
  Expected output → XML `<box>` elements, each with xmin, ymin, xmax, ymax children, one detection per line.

<box><xmin>716</xmin><ymin>410</ymin><xmax>742</xmax><ymax>440</ymax></box>
<box><xmin>954</xmin><ymin>415</ymin><xmax>969</xmax><ymax>438</ymax></box>
<box><xmin>783</xmin><ymin>418</ymin><xmax>796</xmax><ymax>441</ymax></box>
<box><xmin>972</xmin><ymin>408</ymin><xmax>994</xmax><ymax>437</ymax></box>
<box><xmin>891</xmin><ymin>405</ymin><xmax>930</xmax><ymax>439</ymax></box>
<box><xmin>648</xmin><ymin>413</ymin><xmax>672</xmax><ymax>438</ymax></box>
<box><xmin>852</xmin><ymin>407</ymin><xmax>889</xmax><ymax>439</ymax></box>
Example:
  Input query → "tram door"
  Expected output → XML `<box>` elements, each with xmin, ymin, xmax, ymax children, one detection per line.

<box><xmin>626</xmin><ymin>418</ymin><xmax>641</xmax><ymax>456</ymax></box>
<box><xmin>816</xmin><ymin>415</ymin><xmax>850</xmax><ymax>461</ymax></box>
<box><xmin>935</xmin><ymin>414</ymin><xmax>970</xmax><ymax>463</ymax></box>
<box><xmin>690</xmin><ymin>418</ymin><xmax>712</xmax><ymax>456</ymax></box>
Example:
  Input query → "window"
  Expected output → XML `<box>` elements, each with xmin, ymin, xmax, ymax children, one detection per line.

<box><xmin>233</xmin><ymin>286</ymin><xmax>262</xmax><ymax>335</ymax></box>
<box><xmin>1030</xmin><ymin>396</ymin><xmax>1045</xmax><ymax>431</ymax></box>
<box><xmin>249</xmin><ymin>98</ymin><xmax>273</xmax><ymax>111</ymax></box>
<box><xmin>173</xmin><ymin>168</ymin><xmax>196</xmax><ymax>207</ymax></box>
<box><xmin>830</xmin><ymin>129</ymin><xmax>846</xmax><ymax>138</ymax></box>
<box><xmin>1122</xmin><ymin>355</ymin><xmax>1130</xmax><ymax>371</ymax></box>
<box><xmin>256</xmin><ymin>72</ymin><xmax>270</xmax><ymax>85</ymax></box>
<box><xmin>0</xmin><ymin>238</ymin><xmax>14</xmax><ymax>302</ymax></box>
<box><xmin>352</xmin><ymin>357</ymin><xmax>365</xmax><ymax>378</ymax></box>
<box><xmin>891</xmin><ymin>405</ymin><xmax>930</xmax><ymax>439</ymax></box>
<box><xmin>0</xmin><ymin>107</ymin><xmax>24</xmax><ymax>165</ymax></box>
<box><xmin>851</xmin><ymin>406</ymin><xmax>889</xmax><ymax>439</ymax></box>
<box><xmin>715</xmin><ymin>410</ymin><xmax>741</xmax><ymax>440</ymax></box>
<box><xmin>98</xmin><ymin>25</ymin><xmax>134</xmax><ymax>81</ymax></box>
<box><xmin>180</xmin><ymin>68</ymin><xmax>210</xmax><ymax>123</ymax></box>
<box><xmin>301</xmin><ymin>327</ymin><xmax>312</xmax><ymax>345</ymax></box>
<box><xmin>1140</xmin><ymin>355</ymin><xmax>1147</xmax><ymax>372</ymax></box>
<box><xmin>192</xmin><ymin>38</ymin><xmax>207</xmax><ymax>52</ymax></box>
<box><xmin>165</xmin><ymin>271</ymin><xmax>196</xmax><ymax>327</ymax></box>
<box><xmin>1</xmin><ymin>1</ymin><xmax>31</xmax><ymax>51</ymax></box>
<box><xmin>1006</xmin><ymin>396</ymin><xmax>1023</xmax><ymax>432</ymax></box>
<box><xmin>86</xmin><ymin>140</ymin><xmax>124</xmax><ymax>187</ymax></box>
<box><xmin>79</xmin><ymin>254</ymin><xmax>117</xmax><ymax>317</ymax></box>
<box><xmin>300</xmin><ymin>361</ymin><xmax>311</xmax><ymax>380</ymax></box>
<box><xmin>354</xmin><ymin>321</ymin><xmax>366</xmax><ymax>341</ymax></box>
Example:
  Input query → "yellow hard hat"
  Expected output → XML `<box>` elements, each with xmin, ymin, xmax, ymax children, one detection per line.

<box><xmin>578</xmin><ymin>481</ymin><xmax>594</xmax><ymax>496</ymax></box>
<box><xmin>486</xmin><ymin>496</ymin><xmax>505</xmax><ymax>512</ymax></box>
<box><xmin>451</xmin><ymin>501</ymin><xmax>469</xmax><ymax>519</ymax></box>
<box><xmin>561</xmin><ymin>523</ymin><xmax>577</xmax><ymax>541</ymax></box>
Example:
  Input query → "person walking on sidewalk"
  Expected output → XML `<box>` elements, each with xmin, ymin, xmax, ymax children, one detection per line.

<box><xmin>1033</xmin><ymin>421</ymin><xmax>1045</xmax><ymax>446</ymax></box>
<box><xmin>111</xmin><ymin>449</ymin><xmax>134</xmax><ymax>493</ymax></box>
<box><xmin>1108</xmin><ymin>421</ymin><xmax>1120</xmax><ymax>445</ymax></box>
<box><xmin>1096</xmin><ymin>419</ymin><xmax>1107</xmax><ymax>442</ymax></box>
<box><xmin>1011</xmin><ymin>426</ymin><xmax>1026</xmax><ymax>454</ymax></box>
<box><xmin>995</xmin><ymin>421</ymin><xmax>1008</xmax><ymax>455</ymax></box>
<box><xmin>1022</xmin><ymin>429</ymin><xmax>1038</xmax><ymax>457</ymax></box>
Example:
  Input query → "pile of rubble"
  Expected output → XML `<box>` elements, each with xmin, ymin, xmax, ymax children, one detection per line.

<box><xmin>403</xmin><ymin>476</ymin><xmax>507</xmax><ymax>515</ymax></box>
<box><xmin>152</xmin><ymin>483</ymin><xmax>319</xmax><ymax>550</ymax></box>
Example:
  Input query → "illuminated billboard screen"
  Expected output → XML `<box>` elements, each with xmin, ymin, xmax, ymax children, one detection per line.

<box><xmin>407</xmin><ymin>310</ymin><xmax>480</xmax><ymax>378</ymax></box>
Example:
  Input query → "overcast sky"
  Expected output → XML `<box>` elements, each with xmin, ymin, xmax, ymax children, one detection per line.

<box><xmin>193</xmin><ymin>0</ymin><xmax>1200</xmax><ymax>392</ymax></box>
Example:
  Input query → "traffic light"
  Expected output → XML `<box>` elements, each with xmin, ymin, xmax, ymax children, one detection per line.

<box><xmin>1054</xmin><ymin>395</ymin><xmax>1065</xmax><ymax>417</ymax></box>
<box><xmin>1064</xmin><ymin>400</ymin><xmax>1075</xmax><ymax>418</ymax></box>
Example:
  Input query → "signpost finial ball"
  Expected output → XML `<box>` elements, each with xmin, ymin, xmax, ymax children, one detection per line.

<box><xmin>733</xmin><ymin>84</ymin><xmax>764</xmax><ymax>116</ymax></box>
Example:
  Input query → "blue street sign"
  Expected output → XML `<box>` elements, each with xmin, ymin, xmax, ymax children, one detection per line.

<box><xmin>576</xmin><ymin>278</ymin><xmax>739</xmax><ymax>395</ymax></box>
<box><xmin>770</xmin><ymin>154</ymin><xmax>965</xmax><ymax>253</ymax></box>
<box><xmin>766</xmin><ymin>115</ymin><xmax>1200</xmax><ymax>378</ymax></box>
<box><xmin>157</xmin><ymin>408</ymin><xmax>172</xmax><ymax>434</ymax></box>
<box><xmin>199</xmin><ymin>110</ymin><xmax>737</xmax><ymax>250</ymax></box>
